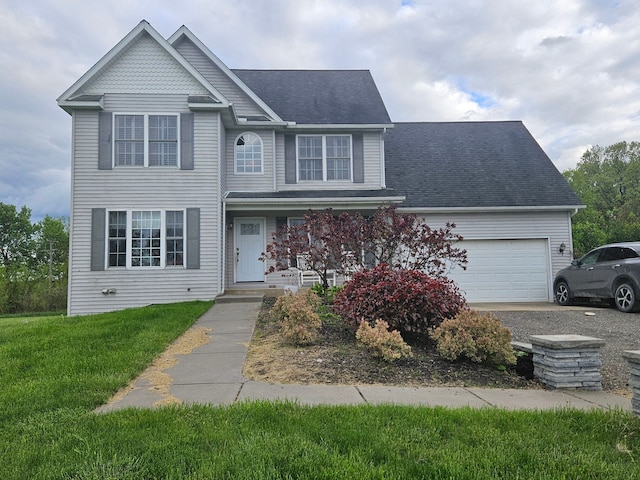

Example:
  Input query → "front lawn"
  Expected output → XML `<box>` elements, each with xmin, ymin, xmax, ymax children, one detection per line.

<box><xmin>0</xmin><ymin>302</ymin><xmax>639</xmax><ymax>479</ymax></box>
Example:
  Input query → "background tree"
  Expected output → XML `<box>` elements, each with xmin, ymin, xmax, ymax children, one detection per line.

<box><xmin>0</xmin><ymin>203</ymin><xmax>68</xmax><ymax>313</ymax></box>
<box><xmin>564</xmin><ymin>141</ymin><xmax>640</xmax><ymax>257</ymax></box>
<box><xmin>0</xmin><ymin>203</ymin><xmax>35</xmax><ymax>269</ymax></box>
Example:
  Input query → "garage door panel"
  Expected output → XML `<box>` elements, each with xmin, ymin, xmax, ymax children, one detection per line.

<box><xmin>448</xmin><ymin>239</ymin><xmax>550</xmax><ymax>302</ymax></box>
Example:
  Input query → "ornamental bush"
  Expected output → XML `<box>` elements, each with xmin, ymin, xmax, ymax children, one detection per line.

<box><xmin>333</xmin><ymin>264</ymin><xmax>466</xmax><ymax>336</ymax></box>
<box><xmin>356</xmin><ymin>319</ymin><xmax>412</xmax><ymax>362</ymax></box>
<box><xmin>271</xmin><ymin>290</ymin><xmax>322</xmax><ymax>345</ymax></box>
<box><xmin>430</xmin><ymin>309</ymin><xmax>516</xmax><ymax>366</ymax></box>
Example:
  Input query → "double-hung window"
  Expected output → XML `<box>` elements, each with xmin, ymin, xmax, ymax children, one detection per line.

<box><xmin>114</xmin><ymin>114</ymin><xmax>179</xmax><ymax>167</ymax></box>
<box><xmin>297</xmin><ymin>135</ymin><xmax>351</xmax><ymax>181</ymax></box>
<box><xmin>107</xmin><ymin>210</ymin><xmax>185</xmax><ymax>268</ymax></box>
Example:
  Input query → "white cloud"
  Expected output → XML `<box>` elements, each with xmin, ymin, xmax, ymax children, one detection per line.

<box><xmin>1</xmin><ymin>0</ymin><xmax>639</xmax><ymax>219</ymax></box>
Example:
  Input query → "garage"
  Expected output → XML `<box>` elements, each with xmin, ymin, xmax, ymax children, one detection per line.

<box><xmin>447</xmin><ymin>239</ymin><xmax>550</xmax><ymax>303</ymax></box>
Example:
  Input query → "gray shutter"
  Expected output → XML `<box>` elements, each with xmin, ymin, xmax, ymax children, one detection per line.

<box><xmin>91</xmin><ymin>208</ymin><xmax>106</xmax><ymax>271</ymax></box>
<box><xmin>284</xmin><ymin>134</ymin><xmax>297</xmax><ymax>184</ymax></box>
<box><xmin>352</xmin><ymin>134</ymin><xmax>364</xmax><ymax>183</ymax></box>
<box><xmin>186</xmin><ymin>208</ymin><xmax>200</xmax><ymax>269</ymax></box>
<box><xmin>98</xmin><ymin>112</ymin><xmax>113</xmax><ymax>170</ymax></box>
<box><xmin>181</xmin><ymin>112</ymin><xmax>194</xmax><ymax>170</ymax></box>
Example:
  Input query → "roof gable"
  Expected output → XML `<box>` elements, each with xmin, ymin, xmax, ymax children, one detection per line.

<box><xmin>233</xmin><ymin>70</ymin><xmax>392</xmax><ymax>125</ymax></box>
<box><xmin>385</xmin><ymin>122</ymin><xmax>583</xmax><ymax>209</ymax></box>
<box><xmin>169</xmin><ymin>26</ymin><xmax>282</xmax><ymax>122</ymax></box>
<box><xmin>57</xmin><ymin>21</ymin><xmax>228</xmax><ymax>108</ymax></box>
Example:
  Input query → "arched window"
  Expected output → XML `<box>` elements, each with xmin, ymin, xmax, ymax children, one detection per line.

<box><xmin>235</xmin><ymin>132</ymin><xmax>263</xmax><ymax>174</ymax></box>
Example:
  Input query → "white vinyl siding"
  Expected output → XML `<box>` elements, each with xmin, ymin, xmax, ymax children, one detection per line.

<box><xmin>173</xmin><ymin>37</ymin><xmax>267</xmax><ymax>118</ymax></box>
<box><xmin>68</xmin><ymin>108</ymin><xmax>222</xmax><ymax>315</ymax></box>
<box><xmin>225</xmin><ymin>130</ymin><xmax>274</xmax><ymax>192</ymax></box>
<box><xmin>84</xmin><ymin>33</ymin><xmax>210</xmax><ymax>96</ymax></box>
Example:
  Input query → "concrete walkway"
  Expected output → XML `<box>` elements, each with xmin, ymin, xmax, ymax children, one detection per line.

<box><xmin>97</xmin><ymin>301</ymin><xmax>632</xmax><ymax>413</ymax></box>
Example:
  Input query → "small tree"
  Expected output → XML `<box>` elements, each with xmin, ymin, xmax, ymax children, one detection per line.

<box><xmin>262</xmin><ymin>206</ymin><xmax>467</xmax><ymax>288</ymax></box>
<box><xmin>356</xmin><ymin>206</ymin><xmax>467</xmax><ymax>276</ymax></box>
<box><xmin>263</xmin><ymin>209</ymin><xmax>358</xmax><ymax>290</ymax></box>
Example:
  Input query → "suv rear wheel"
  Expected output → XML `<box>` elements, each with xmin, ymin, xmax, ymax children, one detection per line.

<box><xmin>614</xmin><ymin>283</ymin><xmax>637</xmax><ymax>313</ymax></box>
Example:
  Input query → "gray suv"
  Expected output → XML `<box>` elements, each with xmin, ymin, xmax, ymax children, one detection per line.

<box><xmin>554</xmin><ymin>242</ymin><xmax>640</xmax><ymax>312</ymax></box>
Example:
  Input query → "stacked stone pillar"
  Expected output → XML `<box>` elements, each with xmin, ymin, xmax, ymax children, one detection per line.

<box><xmin>623</xmin><ymin>351</ymin><xmax>640</xmax><ymax>417</ymax></box>
<box><xmin>530</xmin><ymin>335</ymin><xmax>604</xmax><ymax>390</ymax></box>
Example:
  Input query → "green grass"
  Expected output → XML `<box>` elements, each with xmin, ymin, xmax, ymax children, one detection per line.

<box><xmin>1</xmin><ymin>302</ymin><xmax>639</xmax><ymax>479</ymax></box>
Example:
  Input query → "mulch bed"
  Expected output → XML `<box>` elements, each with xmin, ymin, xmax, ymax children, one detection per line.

<box><xmin>243</xmin><ymin>298</ymin><xmax>540</xmax><ymax>389</ymax></box>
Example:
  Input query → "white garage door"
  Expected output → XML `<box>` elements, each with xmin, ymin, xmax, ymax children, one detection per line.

<box><xmin>447</xmin><ymin>239</ymin><xmax>550</xmax><ymax>302</ymax></box>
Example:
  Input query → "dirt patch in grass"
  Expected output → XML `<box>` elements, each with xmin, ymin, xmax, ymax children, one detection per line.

<box><xmin>107</xmin><ymin>326</ymin><xmax>212</xmax><ymax>407</ymax></box>
<box><xmin>244</xmin><ymin>299</ymin><xmax>539</xmax><ymax>389</ymax></box>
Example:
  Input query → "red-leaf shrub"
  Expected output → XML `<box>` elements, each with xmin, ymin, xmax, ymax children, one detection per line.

<box><xmin>333</xmin><ymin>264</ymin><xmax>467</xmax><ymax>336</ymax></box>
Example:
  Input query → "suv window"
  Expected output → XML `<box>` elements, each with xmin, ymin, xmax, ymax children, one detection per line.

<box><xmin>601</xmin><ymin>247</ymin><xmax>640</xmax><ymax>261</ymax></box>
<box><xmin>580</xmin><ymin>249</ymin><xmax>603</xmax><ymax>266</ymax></box>
<box><xmin>602</xmin><ymin>247</ymin><xmax>626</xmax><ymax>262</ymax></box>
<box><xmin>620</xmin><ymin>247</ymin><xmax>640</xmax><ymax>259</ymax></box>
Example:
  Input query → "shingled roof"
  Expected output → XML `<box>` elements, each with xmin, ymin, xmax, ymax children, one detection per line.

<box><xmin>384</xmin><ymin>121</ymin><xmax>583</xmax><ymax>209</ymax></box>
<box><xmin>233</xmin><ymin>69</ymin><xmax>391</xmax><ymax>125</ymax></box>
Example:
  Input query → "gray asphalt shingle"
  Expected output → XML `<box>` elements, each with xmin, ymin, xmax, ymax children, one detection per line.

<box><xmin>233</xmin><ymin>69</ymin><xmax>391</xmax><ymax>125</ymax></box>
<box><xmin>384</xmin><ymin>121</ymin><xmax>583</xmax><ymax>208</ymax></box>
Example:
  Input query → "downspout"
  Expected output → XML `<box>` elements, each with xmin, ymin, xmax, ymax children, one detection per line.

<box><xmin>219</xmin><ymin>114</ymin><xmax>225</xmax><ymax>295</ymax></box>
<box><xmin>272</xmin><ymin>130</ymin><xmax>277</xmax><ymax>191</ymax></box>
<box><xmin>380</xmin><ymin>128</ymin><xmax>387</xmax><ymax>188</ymax></box>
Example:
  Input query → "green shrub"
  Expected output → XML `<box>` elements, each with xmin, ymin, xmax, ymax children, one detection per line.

<box><xmin>272</xmin><ymin>290</ymin><xmax>322</xmax><ymax>345</ymax></box>
<box><xmin>310</xmin><ymin>283</ymin><xmax>343</xmax><ymax>304</ymax></box>
<box><xmin>356</xmin><ymin>319</ymin><xmax>412</xmax><ymax>362</ymax></box>
<box><xmin>333</xmin><ymin>264</ymin><xmax>466</xmax><ymax>337</ymax></box>
<box><xmin>430</xmin><ymin>309</ymin><xmax>516</xmax><ymax>366</ymax></box>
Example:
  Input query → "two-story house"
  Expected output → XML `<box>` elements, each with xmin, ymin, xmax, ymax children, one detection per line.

<box><xmin>57</xmin><ymin>21</ymin><xmax>583</xmax><ymax>316</ymax></box>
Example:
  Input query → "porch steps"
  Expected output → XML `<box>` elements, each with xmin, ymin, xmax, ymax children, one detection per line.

<box><xmin>215</xmin><ymin>287</ymin><xmax>285</xmax><ymax>304</ymax></box>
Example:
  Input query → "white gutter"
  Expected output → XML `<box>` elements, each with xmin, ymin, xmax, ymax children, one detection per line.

<box><xmin>398</xmin><ymin>205</ymin><xmax>586</xmax><ymax>214</ymax></box>
<box><xmin>287</xmin><ymin>124</ymin><xmax>394</xmax><ymax>130</ymax></box>
<box><xmin>224</xmin><ymin>195</ymin><xmax>406</xmax><ymax>211</ymax></box>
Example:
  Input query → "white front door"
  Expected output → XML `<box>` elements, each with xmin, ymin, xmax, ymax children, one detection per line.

<box><xmin>235</xmin><ymin>218</ymin><xmax>265</xmax><ymax>282</ymax></box>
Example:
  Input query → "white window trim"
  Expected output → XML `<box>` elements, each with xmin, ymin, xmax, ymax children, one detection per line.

<box><xmin>234</xmin><ymin>132</ymin><xmax>264</xmax><ymax>175</ymax></box>
<box><xmin>106</xmin><ymin>209</ymin><xmax>186</xmax><ymax>270</ymax></box>
<box><xmin>296</xmin><ymin>134</ymin><xmax>353</xmax><ymax>182</ymax></box>
<box><xmin>112</xmin><ymin>113</ymin><xmax>181</xmax><ymax>168</ymax></box>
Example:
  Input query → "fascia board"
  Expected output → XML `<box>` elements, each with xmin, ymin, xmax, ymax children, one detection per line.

<box><xmin>57</xmin><ymin>20</ymin><xmax>230</xmax><ymax>107</ymax></box>
<box><xmin>168</xmin><ymin>25</ymin><xmax>284</xmax><ymax>123</ymax></box>
<box><xmin>58</xmin><ymin>96</ymin><xmax>105</xmax><ymax>114</ymax></box>
<box><xmin>224</xmin><ymin>195</ymin><xmax>406</xmax><ymax>211</ymax></box>
<box><xmin>287</xmin><ymin>124</ymin><xmax>395</xmax><ymax>130</ymax></box>
<box><xmin>398</xmin><ymin>205</ymin><xmax>586</xmax><ymax>214</ymax></box>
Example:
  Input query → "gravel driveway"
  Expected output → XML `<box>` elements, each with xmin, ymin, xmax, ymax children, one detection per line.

<box><xmin>481</xmin><ymin>304</ymin><xmax>639</xmax><ymax>395</ymax></box>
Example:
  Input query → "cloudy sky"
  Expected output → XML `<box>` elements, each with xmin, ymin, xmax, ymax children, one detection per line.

<box><xmin>1</xmin><ymin>0</ymin><xmax>639</xmax><ymax>220</ymax></box>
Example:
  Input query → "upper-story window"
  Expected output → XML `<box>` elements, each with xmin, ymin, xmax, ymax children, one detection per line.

<box><xmin>297</xmin><ymin>135</ymin><xmax>351</xmax><ymax>181</ymax></box>
<box><xmin>235</xmin><ymin>132</ymin><xmax>263</xmax><ymax>174</ymax></box>
<box><xmin>114</xmin><ymin>114</ymin><xmax>178</xmax><ymax>167</ymax></box>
